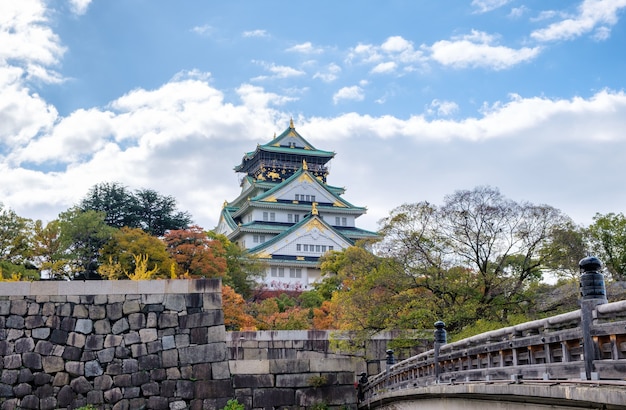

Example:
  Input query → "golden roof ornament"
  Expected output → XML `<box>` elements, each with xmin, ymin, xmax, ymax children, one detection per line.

<box><xmin>302</xmin><ymin>159</ymin><xmax>308</xmax><ymax>170</ymax></box>
<box><xmin>311</xmin><ymin>202</ymin><xmax>318</xmax><ymax>215</ymax></box>
<box><xmin>290</xmin><ymin>118</ymin><xmax>294</xmax><ymax>129</ymax></box>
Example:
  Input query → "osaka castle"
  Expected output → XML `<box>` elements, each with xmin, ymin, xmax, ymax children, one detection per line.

<box><xmin>215</xmin><ymin>120</ymin><xmax>378</xmax><ymax>289</ymax></box>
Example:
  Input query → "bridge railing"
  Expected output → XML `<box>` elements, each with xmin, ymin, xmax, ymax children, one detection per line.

<box><xmin>362</xmin><ymin>300</ymin><xmax>626</xmax><ymax>400</ymax></box>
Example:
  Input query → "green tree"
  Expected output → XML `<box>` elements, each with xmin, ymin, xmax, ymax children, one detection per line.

<box><xmin>539</xmin><ymin>221</ymin><xmax>587</xmax><ymax>280</ymax></box>
<box><xmin>31</xmin><ymin>219</ymin><xmax>70</xmax><ymax>280</ymax></box>
<box><xmin>134</xmin><ymin>188</ymin><xmax>192</xmax><ymax>236</ymax></box>
<box><xmin>587</xmin><ymin>212</ymin><xmax>626</xmax><ymax>281</ymax></box>
<box><xmin>208</xmin><ymin>232</ymin><xmax>265</xmax><ymax>299</ymax></box>
<box><xmin>98</xmin><ymin>227</ymin><xmax>175</xmax><ymax>280</ymax></box>
<box><xmin>80</xmin><ymin>182</ymin><xmax>192</xmax><ymax>235</ymax></box>
<box><xmin>377</xmin><ymin>186</ymin><xmax>574</xmax><ymax>332</ymax></box>
<box><xmin>0</xmin><ymin>203</ymin><xmax>33</xmax><ymax>265</ymax></box>
<box><xmin>58</xmin><ymin>208</ymin><xmax>117</xmax><ymax>279</ymax></box>
<box><xmin>80</xmin><ymin>182</ymin><xmax>137</xmax><ymax>229</ymax></box>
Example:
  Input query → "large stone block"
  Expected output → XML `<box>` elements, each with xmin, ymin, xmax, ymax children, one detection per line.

<box><xmin>164</xmin><ymin>294</ymin><xmax>186</xmax><ymax>312</ymax></box>
<box><xmin>25</xmin><ymin>315</ymin><xmax>44</xmax><ymax>329</ymax></box>
<box><xmin>253</xmin><ymin>388</ymin><xmax>295</xmax><ymax>407</ymax></box>
<box><xmin>211</xmin><ymin>361</ymin><xmax>230</xmax><ymax>380</ymax></box>
<box><xmin>310</xmin><ymin>357</ymin><xmax>356</xmax><ymax>372</ymax></box>
<box><xmin>270</xmin><ymin>359</ymin><xmax>310</xmax><ymax>374</ymax></box>
<box><xmin>179</xmin><ymin>342</ymin><xmax>226</xmax><ymax>364</ymax></box>
<box><xmin>233</xmin><ymin>374</ymin><xmax>274</xmax><ymax>388</ymax></box>
<box><xmin>6</xmin><ymin>315</ymin><xmax>24</xmax><ymax>329</ymax></box>
<box><xmin>22</xmin><ymin>352</ymin><xmax>42</xmax><ymax>370</ymax></box>
<box><xmin>14</xmin><ymin>337</ymin><xmax>35</xmax><ymax>353</ymax></box>
<box><xmin>70</xmin><ymin>376</ymin><xmax>93</xmax><ymax>394</ymax></box>
<box><xmin>122</xmin><ymin>300</ymin><xmax>141</xmax><ymax>315</ymax></box>
<box><xmin>75</xmin><ymin>318</ymin><xmax>93</xmax><ymax>334</ymax></box>
<box><xmin>111</xmin><ymin>318</ymin><xmax>130</xmax><ymax>335</ymax></box>
<box><xmin>10</xmin><ymin>299</ymin><xmax>27</xmax><ymax>315</ymax></box>
<box><xmin>179</xmin><ymin>311</ymin><xmax>223</xmax><ymax>329</ymax></box>
<box><xmin>158</xmin><ymin>312</ymin><xmax>179</xmax><ymax>329</ymax></box>
<box><xmin>296</xmin><ymin>385</ymin><xmax>357</xmax><ymax>407</ymax></box>
<box><xmin>276</xmin><ymin>372</ymin><xmax>317</xmax><ymax>388</ymax></box>
<box><xmin>193</xmin><ymin>379</ymin><xmax>233</xmax><ymax>399</ymax></box>
<box><xmin>229</xmin><ymin>360</ymin><xmax>270</xmax><ymax>375</ymax></box>
<box><xmin>67</xmin><ymin>332</ymin><xmax>86</xmax><ymax>348</ymax></box>
<box><xmin>42</xmin><ymin>356</ymin><xmax>64</xmax><ymax>373</ymax></box>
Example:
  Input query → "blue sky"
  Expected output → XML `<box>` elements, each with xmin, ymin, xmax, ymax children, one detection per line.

<box><xmin>2</xmin><ymin>0</ymin><xmax>626</xmax><ymax>232</ymax></box>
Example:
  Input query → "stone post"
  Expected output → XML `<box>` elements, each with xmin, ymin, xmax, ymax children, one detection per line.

<box><xmin>579</xmin><ymin>256</ymin><xmax>608</xmax><ymax>380</ymax></box>
<box><xmin>385</xmin><ymin>349</ymin><xmax>395</xmax><ymax>386</ymax></box>
<box><xmin>434</xmin><ymin>321</ymin><xmax>447</xmax><ymax>383</ymax></box>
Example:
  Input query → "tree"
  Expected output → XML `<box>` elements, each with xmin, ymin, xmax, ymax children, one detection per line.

<box><xmin>80</xmin><ymin>182</ymin><xmax>192</xmax><ymax>235</ymax></box>
<box><xmin>222</xmin><ymin>284</ymin><xmax>256</xmax><ymax>330</ymax></box>
<box><xmin>539</xmin><ymin>221</ymin><xmax>587</xmax><ymax>280</ymax></box>
<box><xmin>80</xmin><ymin>182</ymin><xmax>138</xmax><ymax>229</ymax></box>
<box><xmin>98</xmin><ymin>227</ymin><xmax>175</xmax><ymax>280</ymax></box>
<box><xmin>58</xmin><ymin>208</ymin><xmax>116</xmax><ymax>279</ymax></box>
<box><xmin>0</xmin><ymin>203</ymin><xmax>32</xmax><ymax>265</ymax></box>
<box><xmin>587</xmin><ymin>212</ymin><xmax>626</xmax><ymax>281</ymax></box>
<box><xmin>207</xmin><ymin>232</ymin><xmax>266</xmax><ymax>299</ymax></box>
<box><xmin>377</xmin><ymin>186</ymin><xmax>574</xmax><ymax>332</ymax></box>
<box><xmin>31</xmin><ymin>219</ymin><xmax>70</xmax><ymax>280</ymax></box>
<box><xmin>164</xmin><ymin>226</ymin><xmax>226</xmax><ymax>278</ymax></box>
<box><xmin>134</xmin><ymin>188</ymin><xmax>192</xmax><ymax>236</ymax></box>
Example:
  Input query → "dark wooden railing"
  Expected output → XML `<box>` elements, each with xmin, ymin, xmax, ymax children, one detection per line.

<box><xmin>362</xmin><ymin>300</ymin><xmax>626</xmax><ymax>401</ymax></box>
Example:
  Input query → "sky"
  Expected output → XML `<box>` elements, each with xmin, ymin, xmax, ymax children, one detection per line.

<box><xmin>1</xmin><ymin>0</ymin><xmax>626</xmax><ymax>233</ymax></box>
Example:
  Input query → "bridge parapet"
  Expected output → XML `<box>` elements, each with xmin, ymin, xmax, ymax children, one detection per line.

<box><xmin>362</xmin><ymin>300</ymin><xmax>626</xmax><ymax>404</ymax></box>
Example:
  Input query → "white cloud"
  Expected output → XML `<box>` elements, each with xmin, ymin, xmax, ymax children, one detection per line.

<box><xmin>191</xmin><ymin>24</ymin><xmax>214</xmax><ymax>36</ymax></box>
<box><xmin>427</xmin><ymin>99</ymin><xmax>459</xmax><ymax>117</ymax></box>
<box><xmin>332</xmin><ymin>86</ymin><xmax>364</xmax><ymax>104</ymax></box>
<box><xmin>286</xmin><ymin>42</ymin><xmax>323</xmax><ymax>54</ymax></box>
<box><xmin>68</xmin><ymin>0</ymin><xmax>92</xmax><ymax>15</ymax></box>
<box><xmin>471</xmin><ymin>0</ymin><xmax>512</xmax><ymax>13</ymax></box>
<box><xmin>313</xmin><ymin>63</ymin><xmax>341</xmax><ymax>82</ymax></box>
<box><xmin>251</xmin><ymin>61</ymin><xmax>306</xmax><ymax>81</ymax></box>
<box><xmin>428</xmin><ymin>30</ymin><xmax>541</xmax><ymax>70</ymax></box>
<box><xmin>0</xmin><ymin>1</ymin><xmax>66</xmax><ymax>81</ymax></box>
<box><xmin>371</xmin><ymin>61</ymin><xmax>397</xmax><ymax>74</ymax></box>
<box><xmin>242</xmin><ymin>29</ymin><xmax>268</xmax><ymax>38</ymax></box>
<box><xmin>531</xmin><ymin>0</ymin><xmax>626</xmax><ymax>42</ymax></box>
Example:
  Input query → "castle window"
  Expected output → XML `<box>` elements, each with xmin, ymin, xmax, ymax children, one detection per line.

<box><xmin>342</xmin><ymin>217</ymin><xmax>347</xmax><ymax>226</ymax></box>
<box><xmin>290</xmin><ymin>268</ymin><xmax>302</xmax><ymax>278</ymax></box>
<box><xmin>311</xmin><ymin>195</ymin><xmax>316</xmax><ymax>202</ymax></box>
<box><xmin>295</xmin><ymin>194</ymin><xmax>300</xmax><ymax>201</ymax></box>
<box><xmin>322</xmin><ymin>245</ymin><xmax>326</xmax><ymax>252</ymax></box>
<box><xmin>335</xmin><ymin>217</ymin><xmax>340</xmax><ymax>225</ymax></box>
<box><xmin>303</xmin><ymin>244</ymin><xmax>309</xmax><ymax>252</ymax></box>
<box><xmin>259</xmin><ymin>235</ymin><xmax>266</xmax><ymax>243</ymax></box>
<box><xmin>288</xmin><ymin>214</ymin><xmax>293</xmax><ymax>223</ymax></box>
<box><xmin>294</xmin><ymin>214</ymin><xmax>300</xmax><ymax>223</ymax></box>
<box><xmin>263</xmin><ymin>212</ymin><xmax>268</xmax><ymax>221</ymax></box>
<box><xmin>278</xmin><ymin>267</ymin><xmax>284</xmax><ymax>277</ymax></box>
<box><xmin>296</xmin><ymin>244</ymin><xmax>301</xmax><ymax>251</ymax></box>
<box><xmin>305</xmin><ymin>195</ymin><xmax>310</xmax><ymax>202</ymax></box>
<box><xmin>270</xmin><ymin>212</ymin><xmax>275</xmax><ymax>222</ymax></box>
<box><xmin>253</xmin><ymin>235</ymin><xmax>259</xmax><ymax>243</ymax></box>
<box><xmin>316</xmin><ymin>245</ymin><xmax>321</xmax><ymax>252</ymax></box>
<box><xmin>329</xmin><ymin>246</ymin><xmax>334</xmax><ymax>251</ymax></box>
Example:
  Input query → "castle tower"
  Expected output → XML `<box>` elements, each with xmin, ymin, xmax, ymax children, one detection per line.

<box><xmin>215</xmin><ymin>121</ymin><xmax>378</xmax><ymax>289</ymax></box>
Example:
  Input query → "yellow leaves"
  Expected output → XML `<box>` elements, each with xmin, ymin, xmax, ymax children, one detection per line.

<box><xmin>0</xmin><ymin>268</ymin><xmax>23</xmax><ymax>282</ymax></box>
<box><xmin>98</xmin><ymin>254</ymin><xmax>160</xmax><ymax>280</ymax></box>
<box><xmin>127</xmin><ymin>254</ymin><xmax>159</xmax><ymax>280</ymax></box>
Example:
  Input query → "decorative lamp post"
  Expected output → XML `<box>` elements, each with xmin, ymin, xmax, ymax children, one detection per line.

<box><xmin>434</xmin><ymin>321</ymin><xmax>447</xmax><ymax>382</ymax></box>
<box><xmin>579</xmin><ymin>256</ymin><xmax>608</xmax><ymax>380</ymax></box>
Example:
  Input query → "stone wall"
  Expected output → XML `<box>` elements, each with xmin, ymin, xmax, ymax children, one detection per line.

<box><xmin>0</xmin><ymin>279</ymin><xmax>423</xmax><ymax>410</ymax></box>
<box><xmin>0</xmin><ymin>279</ymin><xmax>230</xmax><ymax>410</ymax></box>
